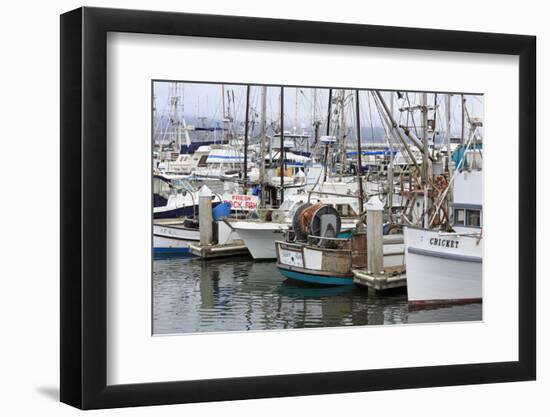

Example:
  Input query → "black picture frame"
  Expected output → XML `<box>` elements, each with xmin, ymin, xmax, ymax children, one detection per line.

<box><xmin>60</xmin><ymin>6</ymin><xmax>536</xmax><ymax>410</ymax></box>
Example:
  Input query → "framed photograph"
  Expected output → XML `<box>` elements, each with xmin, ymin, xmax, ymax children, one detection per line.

<box><xmin>60</xmin><ymin>6</ymin><xmax>536</xmax><ymax>409</ymax></box>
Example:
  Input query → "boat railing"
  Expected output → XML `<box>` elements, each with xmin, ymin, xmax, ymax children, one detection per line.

<box><xmin>305</xmin><ymin>234</ymin><xmax>352</xmax><ymax>250</ymax></box>
<box><xmin>307</xmin><ymin>190</ymin><xmax>361</xmax><ymax>201</ymax></box>
<box><xmin>307</xmin><ymin>235</ymin><xmax>350</xmax><ymax>241</ymax></box>
<box><xmin>438</xmin><ymin>231</ymin><xmax>482</xmax><ymax>238</ymax></box>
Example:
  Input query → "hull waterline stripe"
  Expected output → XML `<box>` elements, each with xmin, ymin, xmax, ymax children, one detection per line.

<box><xmin>278</xmin><ymin>268</ymin><xmax>355</xmax><ymax>286</ymax></box>
<box><xmin>407</xmin><ymin>247</ymin><xmax>482</xmax><ymax>263</ymax></box>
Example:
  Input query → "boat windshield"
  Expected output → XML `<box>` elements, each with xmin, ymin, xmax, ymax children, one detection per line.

<box><xmin>279</xmin><ymin>199</ymin><xmax>298</xmax><ymax>212</ymax></box>
<box><xmin>153</xmin><ymin>176</ymin><xmax>172</xmax><ymax>199</ymax></box>
<box><xmin>171</xmin><ymin>179</ymin><xmax>197</xmax><ymax>193</ymax></box>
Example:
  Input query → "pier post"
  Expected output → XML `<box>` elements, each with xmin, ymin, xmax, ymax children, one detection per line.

<box><xmin>199</xmin><ymin>185</ymin><xmax>214</xmax><ymax>246</ymax></box>
<box><xmin>366</xmin><ymin>197</ymin><xmax>384</xmax><ymax>276</ymax></box>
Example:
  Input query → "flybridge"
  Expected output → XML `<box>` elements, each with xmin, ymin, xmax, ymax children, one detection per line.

<box><xmin>179</xmin><ymin>141</ymin><xmax>228</xmax><ymax>155</ymax></box>
<box><xmin>205</xmin><ymin>149</ymin><xmax>245</xmax><ymax>163</ymax></box>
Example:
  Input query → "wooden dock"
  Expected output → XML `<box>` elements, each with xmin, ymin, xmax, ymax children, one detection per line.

<box><xmin>352</xmin><ymin>266</ymin><xmax>407</xmax><ymax>291</ymax></box>
<box><xmin>188</xmin><ymin>240</ymin><xmax>251</xmax><ymax>259</ymax></box>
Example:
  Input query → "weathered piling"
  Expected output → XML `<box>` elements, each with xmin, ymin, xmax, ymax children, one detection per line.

<box><xmin>199</xmin><ymin>185</ymin><xmax>213</xmax><ymax>246</ymax></box>
<box><xmin>353</xmin><ymin>200</ymin><xmax>407</xmax><ymax>290</ymax></box>
<box><xmin>366</xmin><ymin>196</ymin><xmax>384</xmax><ymax>276</ymax></box>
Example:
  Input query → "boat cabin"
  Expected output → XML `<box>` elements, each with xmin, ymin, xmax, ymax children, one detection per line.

<box><xmin>451</xmin><ymin>170</ymin><xmax>483</xmax><ymax>234</ymax></box>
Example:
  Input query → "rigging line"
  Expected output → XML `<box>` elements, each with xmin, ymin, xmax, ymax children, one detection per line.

<box><xmin>155</xmin><ymin>91</ymin><xmax>173</xmax><ymax>144</ymax></box>
<box><xmin>372</xmin><ymin>92</ymin><xmax>392</xmax><ymax>144</ymax></box>
<box><xmin>470</xmin><ymin>95</ymin><xmax>483</xmax><ymax>104</ymax></box>
<box><xmin>405</xmin><ymin>92</ymin><xmax>420</xmax><ymax>139</ymax></box>
<box><xmin>373</xmin><ymin>92</ymin><xmax>415</xmax><ymax>170</ymax></box>
<box><xmin>434</xmin><ymin>95</ymin><xmax>445</xmax><ymax>140</ymax></box>
<box><xmin>365</xmin><ymin>91</ymin><xmax>376</xmax><ymax>142</ymax></box>
<box><xmin>432</xmin><ymin>93</ymin><xmax>438</xmax><ymax>156</ymax></box>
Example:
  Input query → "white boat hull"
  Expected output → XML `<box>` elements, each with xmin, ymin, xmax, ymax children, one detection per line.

<box><xmin>230</xmin><ymin>223</ymin><xmax>286</xmax><ymax>259</ymax></box>
<box><xmin>229</xmin><ymin>220</ymin><xmax>359</xmax><ymax>260</ymax></box>
<box><xmin>404</xmin><ymin>227</ymin><xmax>482</xmax><ymax>303</ymax></box>
<box><xmin>153</xmin><ymin>234</ymin><xmax>192</xmax><ymax>249</ymax></box>
<box><xmin>153</xmin><ymin>222</ymin><xmax>200</xmax><ymax>254</ymax></box>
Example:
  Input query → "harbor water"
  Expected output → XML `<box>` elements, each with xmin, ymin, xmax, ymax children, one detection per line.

<box><xmin>153</xmin><ymin>256</ymin><xmax>482</xmax><ymax>335</ymax></box>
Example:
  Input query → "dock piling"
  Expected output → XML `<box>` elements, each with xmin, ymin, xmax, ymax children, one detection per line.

<box><xmin>199</xmin><ymin>185</ymin><xmax>214</xmax><ymax>246</ymax></box>
<box><xmin>366</xmin><ymin>197</ymin><xmax>384</xmax><ymax>276</ymax></box>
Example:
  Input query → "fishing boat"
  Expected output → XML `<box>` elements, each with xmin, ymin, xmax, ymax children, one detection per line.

<box><xmin>276</xmin><ymin>204</ymin><xmax>367</xmax><ymax>285</ymax></box>
<box><xmin>154</xmin><ymin>210</ymin><xmax>240</xmax><ymax>256</ymax></box>
<box><xmin>276</xmin><ymin>198</ymin><xmax>406</xmax><ymax>286</ymax></box>
<box><xmin>153</xmin><ymin>218</ymin><xmax>200</xmax><ymax>255</ymax></box>
<box><xmin>404</xmin><ymin>169</ymin><xmax>483</xmax><ymax>305</ymax></box>
<box><xmin>226</xmin><ymin>187</ymin><xmax>361</xmax><ymax>259</ymax></box>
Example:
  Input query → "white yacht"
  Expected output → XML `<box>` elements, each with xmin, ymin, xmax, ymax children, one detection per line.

<box><xmin>160</xmin><ymin>144</ymin><xmax>246</xmax><ymax>178</ymax></box>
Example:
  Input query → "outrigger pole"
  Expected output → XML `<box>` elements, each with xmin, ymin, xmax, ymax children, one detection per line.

<box><xmin>374</xmin><ymin>90</ymin><xmax>421</xmax><ymax>172</ymax></box>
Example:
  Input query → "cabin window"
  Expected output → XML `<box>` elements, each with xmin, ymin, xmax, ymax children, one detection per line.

<box><xmin>336</xmin><ymin>204</ymin><xmax>350</xmax><ymax>216</ymax></box>
<box><xmin>454</xmin><ymin>209</ymin><xmax>465</xmax><ymax>225</ymax></box>
<box><xmin>466</xmin><ymin>209</ymin><xmax>481</xmax><ymax>227</ymax></box>
<box><xmin>197</xmin><ymin>155</ymin><xmax>209</xmax><ymax>167</ymax></box>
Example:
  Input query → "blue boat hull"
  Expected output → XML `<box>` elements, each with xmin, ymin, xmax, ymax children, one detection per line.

<box><xmin>277</xmin><ymin>267</ymin><xmax>355</xmax><ymax>286</ymax></box>
<box><xmin>154</xmin><ymin>247</ymin><xmax>190</xmax><ymax>254</ymax></box>
<box><xmin>153</xmin><ymin>247</ymin><xmax>196</xmax><ymax>259</ymax></box>
<box><xmin>153</xmin><ymin>205</ymin><xmax>199</xmax><ymax>219</ymax></box>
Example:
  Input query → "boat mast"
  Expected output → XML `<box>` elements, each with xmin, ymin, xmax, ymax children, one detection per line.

<box><xmin>461</xmin><ymin>93</ymin><xmax>465</xmax><ymax>145</ymax></box>
<box><xmin>227</xmin><ymin>90</ymin><xmax>235</xmax><ymax>146</ymax></box>
<box><xmin>324</xmin><ymin>88</ymin><xmax>333</xmax><ymax>182</ymax></box>
<box><xmin>259</xmin><ymin>86</ymin><xmax>267</xmax><ymax>206</ymax></box>
<box><xmin>446</xmin><ymin>94</ymin><xmax>454</xmax><ymax>211</ymax></box>
<box><xmin>422</xmin><ymin>92</ymin><xmax>431</xmax><ymax>228</ymax></box>
<box><xmin>169</xmin><ymin>82</ymin><xmax>183</xmax><ymax>152</ymax></box>
<box><xmin>387</xmin><ymin>91</ymin><xmax>394</xmax><ymax>222</ymax></box>
<box><xmin>339</xmin><ymin>90</ymin><xmax>347</xmax><ymax>179</ymax></box>
<box><xmin>295</xmin><ymin>88</ymin><xmax>298</xmax><ymax>133</ymax></box>
<box><xmin>421</xmin><ymin>92</ymin><xmax>429</xmax><ymax>182</ymax></box>
<box><xmin>355</xmin><ymin>90</ymin><xmax>364</xmax><ymax>213</ymax></box>
<box><xmin>432</xmin><ymin>93</ymin><xmax>438</xmax><ymax>160</ymax></box>
<box><xmin>279</xmin><ymin>86</ymin><xmax>285</xmax><ymax>203</ymax></box>
<box><xmin>243</xmin><ymin>85</ymin><xmax>250</xmax><ymax>186</ymax></box>
<box><xmin>312</xmin><ymin>88</ymin><xmax>320</xmax><ymax>152</ymax></box>
<box><xmin>221</xmin><ymin>84</ymin><xmax>226</xmax><ymax>142</ymax></box>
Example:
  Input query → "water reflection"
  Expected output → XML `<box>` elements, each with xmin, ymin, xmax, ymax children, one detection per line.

<box><xmin>153</xmin><ymin>257</ymin><xmax>481</xmax><ymax>335</ymax></box>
